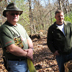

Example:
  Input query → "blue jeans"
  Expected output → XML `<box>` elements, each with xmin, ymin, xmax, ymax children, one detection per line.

<box><xmin>7</xmin><ymin>60</ymin><xmax>29</xmax><ymax>72</ymax></box>
<box><xmin>56</xmin><ymin>52</ymin><xmax>72</xmax><ymax>72</ymax></box>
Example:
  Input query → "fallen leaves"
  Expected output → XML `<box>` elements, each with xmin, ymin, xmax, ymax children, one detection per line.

<box><xmin>33</xmin><ymin>36</ymin><xmax>59</xmax><ymax>72</ymax></box>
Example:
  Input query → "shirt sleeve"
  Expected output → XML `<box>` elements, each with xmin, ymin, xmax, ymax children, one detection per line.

<box><xmin>0</xmin><ymin>26</ymin><xmax>15</xmax><ymax>48</ymax></box>
<box><xmin>21</xmin><ymin>24</ymin><xmax>30</xmax><ymax>40</ymax></box>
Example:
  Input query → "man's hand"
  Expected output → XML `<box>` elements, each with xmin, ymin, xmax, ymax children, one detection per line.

<box><xmin>24</xmin><ymin>49</ymin><xmax>33</xmax><ymax>60</ymax></box>
<box><xmin>53</xmin><ymin>50</ymin><xmax>59</xmax><ymax>56</ymax></box>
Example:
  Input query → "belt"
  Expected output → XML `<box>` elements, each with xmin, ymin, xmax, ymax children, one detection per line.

<box><xmin>7</xmin><ymin>58</ymin><xmax>27</xmax><ymax>61</ymax></box>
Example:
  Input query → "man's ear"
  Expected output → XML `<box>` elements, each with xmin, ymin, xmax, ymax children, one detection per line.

<box><xmin>5</xmin><ymin>12</ymin><xmax>8</xmax><ymax>17</ymax></box>
<box><xmin>5</xmin><ymin>14</ymin><xmax>7</xmax><ymax>17</ymax></box>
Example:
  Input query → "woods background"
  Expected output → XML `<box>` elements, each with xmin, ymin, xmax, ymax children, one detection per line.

<box><xmin>0</xmin><ymin>0</ymin><xmax>72</xmax><ymax>35</ymax></box>
<box><xmin>0</xmin><ymin>0</ymin><xmax>72</xmax><ymax>71</ymax></box>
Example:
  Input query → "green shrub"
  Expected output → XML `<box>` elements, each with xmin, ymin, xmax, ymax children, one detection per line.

<box><xmin>64</xmin><ymin>16</ymin><xmax>72</xmax><ymax>22</ymax></box>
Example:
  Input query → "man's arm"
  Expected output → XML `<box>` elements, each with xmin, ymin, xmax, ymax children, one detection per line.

<box><xmin>6</xmin><ymin>38</ymin><xmax>33</xmax><ymax>60</ymax></box>
<box><xmin>27</xmin><ymin>38</ymin><xmax>33</xmax><ymax>49</ymax></box>
<box><xmin>47</xmin><ymin>27</ymin><xmax>59</xmax><ymax>56</ymax></box>
<box><xmin>24</xmin><ymin>38</ymin><xmax>33</xmax><ymax>60</ymax></box>
<box><xmin>47</xmin><ymin>27</ymin><xmax>56</xmax><ymax>53</ymax></box>
<box><xmin>6</xmin><ymin>44</ymin><xmax>27</xmax><ymax>57</ymax></box>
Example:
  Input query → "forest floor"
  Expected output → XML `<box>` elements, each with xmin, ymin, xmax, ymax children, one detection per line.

<box><xmin>33</xmin><ymin>36</ymin><xmax>59</xmax><ymax>72</ymax></box>
<box><xmin>0</xmin><ymin>35</ymin><xmax>59</xmax><ymax>72</ymax></box>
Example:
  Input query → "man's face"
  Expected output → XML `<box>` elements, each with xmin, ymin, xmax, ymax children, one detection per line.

<box><xmin>55</xmin><ymin>12</ymin><xmax>64</xmax><ymax>25</ymax></box>
<box><xmin>6</xmin><ymin>11</ymin><xmax>20</xmax><ymax>24</ymax></box>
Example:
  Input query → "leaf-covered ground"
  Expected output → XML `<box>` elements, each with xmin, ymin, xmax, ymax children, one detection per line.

<box><xmin>0</xmin><ymin>36</ymin><xmax>59</xmax><ymax>72</ymax></box>
<box><xmin>33</xmin><ymin>36</ymin><xmax>59</xmax><ymax>72</ymax></box>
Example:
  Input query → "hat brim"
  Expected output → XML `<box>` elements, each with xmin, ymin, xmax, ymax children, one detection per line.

<box><xmin>3</xmin><ymin>10</ymin><xmax>23</xmax><ymax>17</ymax></box>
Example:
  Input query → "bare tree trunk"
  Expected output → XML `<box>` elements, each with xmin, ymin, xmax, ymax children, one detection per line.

<box><xmin>28</xmin><ymin>0</ymin><xmax>33</xmax><ymax>34</ymax></box>
<box><xmin>65</xmin><ymin>0</ymin><xmax>69</xmax><ymax>15</ymax></box>
<box><xmin>58</xmin><ymin>0</ymin><xmax>63</xmax><ymax>10</ymax></box>
<box><xmin>50</xmin><ymin>11</ymin><xmax>52</xmax><ymax>24</ymax></box>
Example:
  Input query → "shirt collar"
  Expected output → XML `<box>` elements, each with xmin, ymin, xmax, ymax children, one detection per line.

<box><xmin>5</xmin><ymin>21</ymin><xmax>17</xmax><ymax>26</ymax></box>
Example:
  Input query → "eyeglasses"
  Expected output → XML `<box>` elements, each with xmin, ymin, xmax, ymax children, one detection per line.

<box><xmin>10</xmin><ymin>13</ymin><xmax>20</xmax><ymax>16</ymax></box>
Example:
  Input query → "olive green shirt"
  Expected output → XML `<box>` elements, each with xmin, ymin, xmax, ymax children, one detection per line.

<box><xmin>0</xmin><ymin>21</ymin><xmax>30</xmax><ymax>59</ymax></box>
